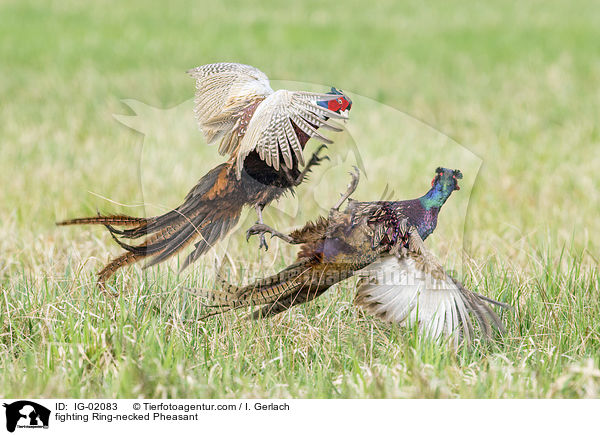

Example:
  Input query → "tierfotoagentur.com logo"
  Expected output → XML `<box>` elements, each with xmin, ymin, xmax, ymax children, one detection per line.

<box><xmin>2</xmin><ymin>401</ymin><xmax>50</xmax><ymax>433</ymax></box>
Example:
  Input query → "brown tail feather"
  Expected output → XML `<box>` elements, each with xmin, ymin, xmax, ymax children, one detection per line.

<box><xmin>57</xmin><ymin>214</ymin><xmax>150</xmax><ymax>228</ymax></box>
<box><xmin>450</xmin><ymin>276</ymin><xmax>509</xmax><ymax>335</ymax></box>
<box><xmin>96</xmin><ymin>222</ymin><xmax>181</xmax><ymax>287</ymax></box>
<box><xmin>97</xmin><ymin>251</ymin><xmax>144</xmax><ymax>292</ymax></box>
<box><xmin>198</xmin><ymin>258</ymin><xmax>361</xmax><ymax>320</ymax></box>
<box><xmin>197</xmin><ymin>259</ymin><xmax>317</xmax><ymax>319</ymax></box>
<box><xmin>91</xmin><ymin>205</ymin><xmax>241</xmax><ymax>290</ymax></box>
<box><xmin>61</xmin><ymin>162</ymin><xmax>247</xmax><ymax>288</ymax></box>
<box><xmin>248</xmin><ymin>289</ymin><xmax>314</xmax><ymax>319</ymax></box>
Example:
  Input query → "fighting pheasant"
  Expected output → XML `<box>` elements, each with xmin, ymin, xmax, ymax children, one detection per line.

<box><xmin>57</xmin><ymin>62</ymin><xmax>352</xmax><ymax>287</ymax></box>
<box><xmin>197</xmin><ymin>168</ymin><xmax>509</xmax><ymax>345</ymax></box>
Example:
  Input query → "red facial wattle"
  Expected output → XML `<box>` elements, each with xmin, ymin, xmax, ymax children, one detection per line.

<box><xmin>432</xmin><ymin>174</ymin><xmax>460</xmax><ymax>190</ymax></box>
<box><xmin>328</xmin><ymin>97</ymin><xmax>350</xmax><ymax>113</ymax></box>
<box><xmin>452</xmin><ymin>174</ymin><xmax>460</xmax><ymax>190</ymax></box>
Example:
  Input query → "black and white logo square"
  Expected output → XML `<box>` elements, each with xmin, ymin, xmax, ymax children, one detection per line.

<box><xmin>3</xmin><ymin>401</ymin><xmax>50</xmax><ymax>433</ymax></box>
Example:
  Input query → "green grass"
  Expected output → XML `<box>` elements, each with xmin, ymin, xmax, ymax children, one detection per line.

<box><xmin>1</xmin><ymin>0</ymin><xmax>599</xmax><ymax>398</ymax></box>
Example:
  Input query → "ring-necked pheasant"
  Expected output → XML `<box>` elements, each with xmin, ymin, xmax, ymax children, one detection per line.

<box><xmin>57</xmin><ymin>63</ymin><xmax>352</xmax><ymax>288</ymax></box>
<box><xmin>197</xmin><ymin>168</ymin><xmax>509</xmax><ymax>345</ymax></box>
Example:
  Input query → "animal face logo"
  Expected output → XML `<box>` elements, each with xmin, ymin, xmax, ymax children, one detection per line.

<box><xmin>3</xmin><ymin>401</ymin><xmax>51</xmax><ymax>432</ymax></box>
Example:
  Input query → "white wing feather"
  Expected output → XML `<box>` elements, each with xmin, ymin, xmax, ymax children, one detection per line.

<box><xmin>187</xmin><ymin>62</ymin><xmax>273</xmax><ymax>155</ymax></box>
<box><xmin>355</xmin><ymin>256</ymin><xmax>475</xmax><ymax>346</ymax></box>
<box><xmin>188</xmin><ymin>63</ymin><xmax>348</xmax><ymax>176</ymax></box>
<box><xmin>236</xmin><ymin>89</ymin><xmax>348</xmax><ymax>178</ymax></box>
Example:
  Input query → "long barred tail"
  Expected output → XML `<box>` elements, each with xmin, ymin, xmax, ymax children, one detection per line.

<box><xmin>58</xmin><ymin>163</ymin><xmax>244</xmax><ymax>286</ymax></box>
<box><xmin>57</xmin><ymin>214</ymin><xmax>150</xmax><ymax>228</ymax></box>
<box><xmin>195</xmin><ymin>258</ymin><xmax>318</xmax><ymax>319</ymax></box>
<box><xmin>196</xmin><ymin>258</ymin><xmax>361</xmax><ymax>319</ymax></box>
<box><xmin>97</xmin><ymin>251</ymin><xmax>143</xmax><ymax>292</ymax></box>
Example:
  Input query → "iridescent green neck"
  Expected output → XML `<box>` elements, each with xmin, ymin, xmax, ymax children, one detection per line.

<box><xmin>419</xmin><ymin>183</ymin><xmax>454</xmax><ymax>210</ymax></box>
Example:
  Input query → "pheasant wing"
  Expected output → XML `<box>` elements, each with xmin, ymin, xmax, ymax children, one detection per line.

<box><xmin>187</xmin><ymin>62</ymin><xmax>274</xmax><ymax>156</ymax></box>
<box><xmin>354</xmin><ymin>230</ymin><xmax>506</xmax><ymax>346</ymax></box>
<box><xmin>235</xmin><ymin>89</ymin><xmax>348</xmax><ymax>178</ymax></box>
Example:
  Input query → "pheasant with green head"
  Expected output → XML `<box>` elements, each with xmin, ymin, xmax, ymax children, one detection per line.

<box><xmin>195</xmin><ymin>167</ymin><xmax>508</xmax><ymax>345</ymax></box>
<box><xmin>391</xmin><ymin>167</ymin><xmax>462</xmax><ymax>240</ymax></box>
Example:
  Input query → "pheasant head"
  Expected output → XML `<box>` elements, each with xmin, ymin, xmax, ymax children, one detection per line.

<box><xmin>432</xmin><ymin>167</ymin><xmax>462</xmax><ymax>191</ymax></box>
<box><xmin>316</xmin><ymin>87</ymin><xmax>352</xmax><ymax>116</ymax></box>
<box><xmin>420</xmin><ymin>167</ymin><xmax>463</xmax><ymax>209</ymax></box>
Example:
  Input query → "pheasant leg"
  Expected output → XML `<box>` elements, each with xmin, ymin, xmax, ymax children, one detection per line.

<box><xmin>246</xmin><ymin>223</ymin><xmax>295</xmax><ymax>245</ymax></box>
<box><xmin>252</xmin><ymin>204</ymin><xmax>269</xmax><ymax>250</ymax></box>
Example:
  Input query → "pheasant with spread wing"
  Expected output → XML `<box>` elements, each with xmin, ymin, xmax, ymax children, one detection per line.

<box><xmin>58</xmin><ymin>63</ymin><xmax>352</xmax><ymax>287</ymax></box>
<box><xmin>198</xmin><ymin>168</ymin><xmax>509</xmax><ymax>345</ymax></box>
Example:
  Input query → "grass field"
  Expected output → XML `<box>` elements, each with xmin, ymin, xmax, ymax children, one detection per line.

<box><xmin>1</xmin><ymin>0</ymin><xmax>599</xmax><ymax>398</ymax></box>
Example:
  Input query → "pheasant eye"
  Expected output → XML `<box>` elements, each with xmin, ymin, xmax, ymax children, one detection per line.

<box><xmin>337</xmin><ymin>98</ymin><xmax>342</xmax><ymax>104</ymax></box>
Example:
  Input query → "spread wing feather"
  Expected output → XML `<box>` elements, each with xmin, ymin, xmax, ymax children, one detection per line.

<box><xmin>187</xmin><ymin>62</ymin><xmax>273</xmax><ymax>156</ymax></box>
<box><xmin>236</xmin><ymin>90</ymin><xmax>349</xmax><ymax>178</ymax></box>
<box><xmin>355</xmin><ymin>228</ymin><xmax>506</xmax><ymax>346</ymax></box>
<box><xmin>188</xmin><ymin>63</ymin><xmax>348</xmax><ymax>177</ymax></box>
<box><xmin>356</xmin><ymin>256</ymin><xmax>474</xmax><ymax>346</ymax></box>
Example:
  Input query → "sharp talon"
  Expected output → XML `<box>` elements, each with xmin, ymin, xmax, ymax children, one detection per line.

<box><xmin>323</xmin><ymin>156</ymin><xmax>331</xmax><ymax>161</ymax></box>
<box><xmin>247</xmin><ymin>224</ymin><xmax>263</xmax><ymax>242</ymax></box>
<box><xmin>259</xmin><ymin>234</ymin><xmax>269</xmax><ymax>251</ymax></box>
